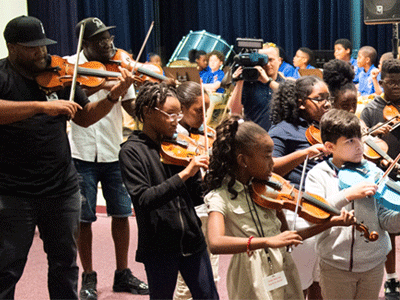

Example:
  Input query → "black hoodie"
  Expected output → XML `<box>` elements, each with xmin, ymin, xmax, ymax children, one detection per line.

<box><xmin>119</xmin><ymin>131</ymin><xmax>206</xmax><ymax>262</ymax></box>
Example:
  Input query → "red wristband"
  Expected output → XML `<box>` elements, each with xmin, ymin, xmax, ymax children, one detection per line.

<box><xmin>247</xmin><ymin>236</ymin><xmax>254</xmax><ymax>257</ymax></box>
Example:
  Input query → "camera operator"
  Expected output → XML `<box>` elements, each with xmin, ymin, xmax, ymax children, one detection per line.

<box><xmin>230</xmin><ymin>46</ymin><xmax>284</xmax><ymax>131</ymax></box>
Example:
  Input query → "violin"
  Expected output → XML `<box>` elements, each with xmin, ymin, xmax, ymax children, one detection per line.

<box><xmin>106</xmin><ymin>48</ymin><xmax>168</xmax><ymax>85</ymax></box>
<box><xmin>250</xmin><ymin>173</ymin><xmax>379</xmax><ymax>241</ymax></box>
<box><xmin>189</xmin><ymin>126</ymin><xmax>216</xmax><ymax>153</ymax></box>
<box><xmin>306</xmin><ymin>122</ymin><xmax>390</xmax><ymax>162</ymax></box>
<box><xmin>160</xmin><ymin>133</ymin><xmax>207</xmax><ymax>166</ymax></box>
<box><xmin>305</xmin><ymin>124</ymin><xmax>322</xmax><ymax>145</ymax></box>
<box><xmin>35</xmin><ymin>55</ymin><xmax>120</xmax><ymax>92</ymax></box>
<box><xmin>338</xmin><ymin>159</ymin><xmax>400</xmax><ymax>212</ymax></box>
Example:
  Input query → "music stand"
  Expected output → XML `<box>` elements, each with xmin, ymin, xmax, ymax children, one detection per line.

<box><xmin>298</xmin><ymin>68</ymin><xmax>323</xmax><ymax>79</ymax></box>
<box><xmin>163</xmin><ymin>67</ymin><xmax>201</xmax><ymax>84</ymax></box>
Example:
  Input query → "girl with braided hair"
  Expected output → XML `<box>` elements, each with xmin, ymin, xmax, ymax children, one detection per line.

<box><xmin>119</xmin><ymin>81</ymin><xmax>219</xmax><ymax>300</ymax></box>
<box><xmin>203</xmin><ymin>115</ymin><xmax>355</xmax><ymax>300</ymax></box>
<box><xmin>268</xmin><ymin>76</ymin><xmax>331</xmax><ymax>299</ymax></box>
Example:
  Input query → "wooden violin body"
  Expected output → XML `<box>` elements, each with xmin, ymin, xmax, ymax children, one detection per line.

<box><xmin>250</xmin><ymin>173</ymin><xmax>379</xmax><ymax>241</ymax></box>
<box><xmin>160</xmin><ymin>133</ymin><xmax>207</xmax><ymax>166</ymax></box>
<box><xmin>383</xmin><ymin>104</ymin><xmax>400</xmax><ymax>122</ymax></box>
<box><xmin>35</xmin><ymin>55</ymin><xmax>120</xmax><ymax>92</ymax></box>
<box><xmin>305</xmin><ymin>124</ymin><xmax>322</xmax><ymax>145</ymax></box>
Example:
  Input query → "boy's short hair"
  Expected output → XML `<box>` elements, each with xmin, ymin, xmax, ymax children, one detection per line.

<box><xmin>334</xmin><ymin>39</ymin><xmax>352</xmax><ymax>53</ymax></box>
<box><xmin>320</xmin><ymin>109</ymin><xmax>361</xmax><ymax>144</ymax></box>
<box><xmin>359</xmin><ymin>46</ymin><xmax>377</xmax><ymax>65</ymax></box>
<box><xmin>298</xmin><ymin>47</ymin><xmax>314</xmax><ymax>65</ymax></box>
<box><xmin>207</xmin><ymin>50</ymin><xmax>225</xmax><ymax>62</ymax></box>
<box><xmin>381</xmin><ymin>59</ymin><xmax>400</xmax><ymax>80</ymax></box>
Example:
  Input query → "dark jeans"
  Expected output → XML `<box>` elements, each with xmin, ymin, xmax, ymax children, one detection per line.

<box><xmin>0</xmin><ymin>192</ymin><xmax>81</xmax><ymax>300</ymax></box>
<box><xmin>143</xmin><ymin>248</ymin><xmax>219</xmax><ymax>300</ymax></box>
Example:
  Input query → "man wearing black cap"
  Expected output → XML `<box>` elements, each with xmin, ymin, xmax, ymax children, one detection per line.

<box><xmin>0</xmin><ymin>15</ymin><xmax>135</xmax><ymax>300</ymax></box>
<box><xmin>64</xmin><ymin>17</ymin><xmax>148</xmax><ymax>300</ymax></box>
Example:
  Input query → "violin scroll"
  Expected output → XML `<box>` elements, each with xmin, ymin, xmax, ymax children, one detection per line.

<box><xmin>355</xmin><ymin>223</ymin><xmax>379</xmax><ymax>242</ymax></box>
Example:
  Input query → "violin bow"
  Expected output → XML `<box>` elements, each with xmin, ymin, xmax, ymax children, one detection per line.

<box><xmin>130</xmin><ymin>21</ymin><xmax>155</xmax><ymax>77</ymax></box>
<box><xmin>200</xmin><ymin>79</ymin><xmax>209</xmax><ymax>158</ymax></box>
<box><xmin>366</xmin><ymin>115</ymin><xmax>400</xmax><ymax>136</ymax></box>
<box><xmin>288</xmin><ymin>154</ymin><xmax>309</xmax><ymax>252</ymax></box>
<box><xmin>69</xmin><ymin>22</ymin><xmax>86</xmax><ymax>102</ymax></box>
<box><xmin>377</xmin><ymin>152</ymin><xmax>400</xmax><ymax>186</ymax></box>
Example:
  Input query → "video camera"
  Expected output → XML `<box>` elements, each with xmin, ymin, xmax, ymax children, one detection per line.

<box><xmin>233</xmin><ymin>38</ymin><xmax>268</xmax><ymax>82</ymax></box>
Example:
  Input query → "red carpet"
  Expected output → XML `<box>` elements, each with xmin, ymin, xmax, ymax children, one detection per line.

<box><xmin>14</xmin><ymin>209</ymin><xmax>394</xmax><ymax>299</ymax></box>
<box><xmin>15</xmin><ymin>213</ymin><xmax>231</xmax><ymax>300</ymax></box>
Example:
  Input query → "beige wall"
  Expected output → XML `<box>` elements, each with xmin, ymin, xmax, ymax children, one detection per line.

<box><xmin>0</xmin><ymin>0</ymin><xmax>28</xmax><ymax>58</ymax></box>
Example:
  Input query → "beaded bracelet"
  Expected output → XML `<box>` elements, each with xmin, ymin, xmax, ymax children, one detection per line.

<box><xmin>247</xmin><ymin>236</ymin><xmax>254</xmax><ymax>257</ymax></box>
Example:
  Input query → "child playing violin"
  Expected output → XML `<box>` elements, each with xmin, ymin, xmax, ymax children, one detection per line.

<box><xmin>268</xmin><ymin>76</ymin><xmax>331</xmax><ymax>299</ymax></box>
<box><xmin>360</xmin><ymin>59</ymin><xmax>400</xmax><ymax>300</ymax></box>
<box><xmin>305</xmin><ymin>108</ymin><xmax>400</xmax><ymax>300</ymax></box>
<box><xmin>119</xmin><ymin>81</ymin><xmax>219</xmax><ymax>300</ymax></box>
<box><xmin>172</xmin><ymin>81</ymin><xmax>220</xmax><ymax>300</ymax></box>
<box><xmin>203</xmin><ymin>115</ymin><xmax>356</xmax><ymax>300</ymax></box>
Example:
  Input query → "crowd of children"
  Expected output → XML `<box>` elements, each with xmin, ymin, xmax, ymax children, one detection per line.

<box><xmin>114</xmin><ymin>41</ymin><xmax>400</xmax><ymax>300</ymax></box>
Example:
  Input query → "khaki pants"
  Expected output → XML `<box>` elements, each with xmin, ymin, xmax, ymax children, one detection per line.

<box><xmin>319</xmin><ymin>259</ymin><xmax>384</xmax><ymax>300</ymax></box>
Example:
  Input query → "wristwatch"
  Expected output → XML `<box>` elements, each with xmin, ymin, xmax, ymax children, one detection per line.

<box><xmin>266</xmin><ymin>77</ymin><xmax>273</xmax><ymax>86</ymax></box>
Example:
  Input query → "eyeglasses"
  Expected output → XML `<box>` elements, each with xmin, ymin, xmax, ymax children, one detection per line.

<box><xmin>88</xmin><ymin>35</ymin><xmax>114</xmax><ymax>47</ymax></box>
<box><xmin>305</xmin><ymin>95</ymin><xmax>332</xmax><ymax>104</ymax></box>
<box><xmin>154</xmin><ymin>107</ymin><xmax>183</xmax><ymax>122</ymax></box>
<box><xmin>381</xmin><ymin>79</ymin><xmax>400</xmax><ymax>87</ymax></box>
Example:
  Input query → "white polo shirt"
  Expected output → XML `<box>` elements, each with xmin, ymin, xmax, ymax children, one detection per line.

<box><xmin>65</xmin><ymin>51</ymin><xmax>135</xmax><ymax>162</ymax></box>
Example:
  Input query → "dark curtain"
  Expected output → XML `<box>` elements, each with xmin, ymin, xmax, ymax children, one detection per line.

<box><xmin>28</xmin><ymin>0</ymin><xmax>79</xmax><ymax>56</ymax></box>
<box><xmin>28</xmin><ymin>0</ymin><xmax>156</xmax><ymax>61</ymax></box>
<box><xmin>28</xmin><ymin>0</ymin><xmax>394</xmax><ymax>65</ymax></box>
<box><xmin>197</xmin><ymin>0</ymin><xmax>353</xmax><ymax>60</ymax></box>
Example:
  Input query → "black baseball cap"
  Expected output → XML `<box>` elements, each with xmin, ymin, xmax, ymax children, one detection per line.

<box><xmin>4</xmin><ymin>15</ymin><xmax>57</xmax><ymax>47</ymax></box>
<box><xmin>75</xmin><ymin>17</ymin><xmax>115</xmax><ymax>40</ymax></box>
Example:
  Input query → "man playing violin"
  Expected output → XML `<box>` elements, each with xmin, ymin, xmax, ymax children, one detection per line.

<box><xmin>64</xmin><ymin>17</ymin><xmax>149</xmax><ymax>299</ymax></box>
<box><xmin>0</xmin><ymin>16</ymin><xmax>135</xmax><ymax>300</ymax></box>
<box><xmin>360</xmin><ymin>59</ymin><xmax>400</xmax><ymax>300</ymax></box>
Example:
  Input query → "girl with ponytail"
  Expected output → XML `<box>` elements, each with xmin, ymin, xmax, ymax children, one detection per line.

<box><xmin>204</xmin><ymin>115</ymin><xmax>354</xmax><ymax>300</ymax></box>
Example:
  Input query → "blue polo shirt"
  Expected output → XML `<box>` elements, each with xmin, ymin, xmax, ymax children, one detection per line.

<box><xmin>292</xmin><ymin>64</ymin><xmax>315</xmax><ymax>79</ymax></box>
<box><xmin>199</xmin><ymin>66</ymin><xmax>211</xmax><ymax>82</ymax></box>
<box><xmin>357</xmin><ymin>64</ymin><xmax>377</xmax><ymax>96</ymax></box>
<box><xmin>202</xmin><ymin>69</ymin><xmax>225</xmax><ymax>93</ymax></box>
<box><xmin>279</xmin><ymin>61</ymin><xmax>296</xmax><ymax>78</ymax></box>
<box><xmin>268</xmin><ymin>118</ymin><xmax>321</xmax><ymax>188</ymax></box>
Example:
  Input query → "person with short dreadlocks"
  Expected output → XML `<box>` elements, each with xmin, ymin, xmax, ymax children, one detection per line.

<box><xmin>119</xmin><ymin>81</ymin><xmax>219</xmax><ymax>300</ymax></box>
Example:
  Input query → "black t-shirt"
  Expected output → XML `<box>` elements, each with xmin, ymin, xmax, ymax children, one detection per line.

<box><xmin>0</xmin><ymin>58</ymin><xmax>90</xmax><ymax>198</ymax></box>
<box><xmin>360</xmin><ymin>95</ymin><xmax>400</xmax><ymax>180</ymax></box>
<box><xmin>242</xmin><ymin>74</ymin><xmax>284</xmax><ymax>132</ymax></box>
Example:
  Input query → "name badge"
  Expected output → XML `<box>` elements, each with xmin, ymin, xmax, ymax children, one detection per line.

<box><xmin>264</xmin><ymin>271</ymin><xmax>288</xmax><ymax>292</ymax></box>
